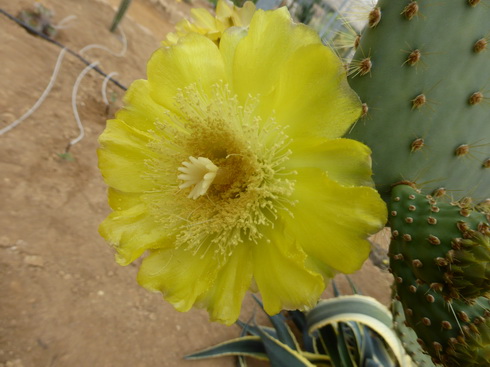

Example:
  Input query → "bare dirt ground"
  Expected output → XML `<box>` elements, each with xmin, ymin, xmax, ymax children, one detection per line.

<box><xmin>0</xmin><ymin>1</ymin><xmax>393</xmax><ymax>366</ymax></box>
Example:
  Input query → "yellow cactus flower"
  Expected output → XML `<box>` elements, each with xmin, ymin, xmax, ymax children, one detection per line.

<box><xmin>98</xmin><ymin>7</ymin><xmax>387</xmax><ymax>325</ymax></box>
<box><xmin>164</xmin><ymin>0</ymin><xmax>255</xmax><ymax>45</ymax></box>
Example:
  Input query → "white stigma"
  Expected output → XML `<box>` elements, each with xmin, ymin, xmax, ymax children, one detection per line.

<box><xmin>178</xmin><ymin>156</ymin><xmax>219</xmax><ymax>199</ymax></box>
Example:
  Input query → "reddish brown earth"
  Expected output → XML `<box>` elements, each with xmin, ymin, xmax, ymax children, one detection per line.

<box><xmin>0</xmin><ymin>1</ymin><xmax>393</xmax><ymax>366</ymax></box>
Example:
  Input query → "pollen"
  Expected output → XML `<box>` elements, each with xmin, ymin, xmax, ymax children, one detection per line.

<box><xmin>178</xmin><ymin>156</ymin><xmax>219</xmax><ymax>199</ymax></box>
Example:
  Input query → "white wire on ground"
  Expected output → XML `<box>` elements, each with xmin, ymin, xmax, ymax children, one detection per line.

<box><xmin>67</xmin><ymin>61</ymin><xmax>99</xmax><ymax>151</ymax></box>
<box><xmin>0</xmin><ymin>48</ymin><xmax>67</xmax><ymax>136</ymax></box>
<box><xmin>54</xmin><ymin>15</ymin><xmax>77</xmax><ymax>30</ymax></box>
<box><xmin>79</xmin><ymin>27</ymin><xmax>127</xmax><ymax>57</ymax></box>
<box><xmin>1</xmin><ymin>13</ymin><xmax>126</xmax><ymax>145</ymax></box>
<box><xmin>102</xmin><ymin>71</ymin><xmax>119</xmax><ymax>106</ymax></box>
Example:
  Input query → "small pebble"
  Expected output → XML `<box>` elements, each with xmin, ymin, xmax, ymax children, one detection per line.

<box><xmin>5</xmin><ymin>359</ymin><xmax>23</xmax><ymax>367</ymax></box>
<box><xmin>23</xmin><ymin>255</ymin><xmax>44</xmax><ymax>267</ymax></box>
<box><xmin>15</xmin><ymin>240</ymin><xmax>27</xmax><ymax>247</ymax></box>
<box><xmin>0</xmin><ymin>236</ymin><xmax>10</xmax><ymax>247</ymax></box>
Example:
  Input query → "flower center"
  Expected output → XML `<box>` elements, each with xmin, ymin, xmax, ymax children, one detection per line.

<box><xmin>145</xmin><ymin>82</ymin><xmax>296</xmax><ymax>258</ymax></box>
<box><xmin>178</xmin><ymin>156</ymin><xmax>219</xmax><ymax>199</ymax></box>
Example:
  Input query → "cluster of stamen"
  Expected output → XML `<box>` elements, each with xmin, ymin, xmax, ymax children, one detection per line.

<box><xmin>144</xmin><ymin>83</ymin><xmax>295</xmax><ymax>259</ymax></box>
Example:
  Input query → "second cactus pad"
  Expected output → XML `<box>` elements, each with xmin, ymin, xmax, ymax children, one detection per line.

<box><xmin>389</xmin><ymin>184</ymin><xmax>490</xmax><ymax>366</ymax></box>
<box><xmin>347</xmin><ymin>0</ymin><xmax>490</xmax><ymax>200</ymax></box>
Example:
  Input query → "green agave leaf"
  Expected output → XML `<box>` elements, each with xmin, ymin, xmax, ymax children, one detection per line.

<box><xmin>332</xmin><ymin>279</ymin><xmax>341</xmax><ymax>297</ymax></box>
<box><xmin>301</xmin><ymin>351</ymin><xmax>332</xmax><ymax>367</ymax></box>
<box><xmin>237</xmin><ymin>355</ymin><xmax>247</xmax><ymax>367</ymax></box>
<box><xmin>239</xmin><ymin>318</ymin><xmax>252</xmax><ymax>337</ymax></box>
<box><xmin>237</xmin><ymin>315</ymin><xmax>253</xmax><ymax>367</ymax></box>
<box><xmin>362</xmin><ymin>326</ymin><xmax>397</xmax><ymax>367</ymax></box>
<box><xmin>184</xmin><ymin>335</ymin><xmax>268</xmax><ymax>361</ymax></box>
<box><xmin>237</xmin><ymin>319</ymin><xmax>278</xmax><ymax>339</ymax></box>
<box><xmin>339</xmin><ymin>321</ymin><xmax>364</xmax><ymax>364</ymax></box>
<box><xmin>307</xmin><ymin>295</ymin><xmax>406</xmax><ymax>367</ymax></box>
<box><xmin>268</xmin><ymin>313</ymin><xmax>300</xmax><ymax>351</ymax></box>
<box><xmin>345</xmin><ymin>321</ymin><xmax>395</xmax><ymax>367</ymax></box>
<box><xmin>288</xmin><ymin>310</ymin><xmax>315</xmax><ymax>353</ymax></box>
<box><xmin>256</xmin><ymin>326</ymin><xmax>316</xmax><ymax>367</ymax></box>
<box><xmin>365</xmin><ymin>358</ymin><xmax>385</xmax><ymax>367</ymax></box>
<box><xmin>336</xmin><ymin>323</ymin><xmax>356</xmax><ymax>367</ymax></box>
<box><xmin>308</xmin><ymin>296</ymin><xmax>392</xmax><ymax>331</ymax></box>
<box><xmin>316</xmin><ymin>324</ymin><xmax>343</xmax><ymax>367</ymax></box>
<box><xmin>288</xmin><ymin>310</ymin><xmax>307</xmax><ymax>331</ymax></box>
<box><xmin>345</xmin><ymin>275</ymin><xmax>361</xmax><ymax>295</ymax></box>
<box><xmin>252</xmin><ymin>294</ymin><xmax>300</xmax><ymax>350</ymax></box>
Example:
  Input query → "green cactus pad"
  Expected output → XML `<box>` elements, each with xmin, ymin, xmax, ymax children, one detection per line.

<box><xmin>389</xmin><ymin>184</ymin><xmax>490</xmax><ymax>366</ymax></box>
<box><xmin>392</xmin><ymin>299</ymin><xmax>437</xmax><ymax>367</ymax></box>
<box><xmin>394</xmin><ymin>268</ymin><xmax>489</xmax><ymax>367</ymax></box>
<box><xmin>347</xmin><ymin>0</ymin><xmax>490</xmax><ymax>200</ymax></box>
<box><xmin>389</xmin><ymin>184</ymin><xmax>490</xmax><ymax>300</ymax></box>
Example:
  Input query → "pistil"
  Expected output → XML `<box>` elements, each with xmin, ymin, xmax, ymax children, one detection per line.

<box><xmin>178</xmin><ymin>156</ymin><xmax>219</xmax><ymax>199</ymax></box>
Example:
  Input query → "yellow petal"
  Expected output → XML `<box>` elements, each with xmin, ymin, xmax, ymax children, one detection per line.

<box><xmin>215</xmin><ymin>0</ymin><xmax>255</xmax><ymax>30</ymax></box>
<box><xmin>231</xmin><ymin>8</ymin><xmax>320</xmax><ymax>105</ymax></box>
<box><xmin>98</xmin><ymin>119</ymin><xmax>158</xmax><ymax>193</ymax></box>
<box><xmin>199</xmin><ymin>242</ymin><xmax>254</xmax><ymax>325</ymax></box>
<box><xmin>287</xmin><ymin>138</ymin><xmax>373</xmax><ymax>187</ymax></box>
<box><xmin>99</xmin><ymin>203</ymin><xmax>169</xmax><ymax>266</ymax></box>
<box><xmin>107</xmin><ymin>187</ymin><xmax>141</xmax><ymax>211</ymax></box>
<box><xmin>163</xmin><ymin>0</ymin><xmax>255</xmax><ymax>46</ymax></box>
<box><xmin>252</xmin><ymin>220</ymin><xmax>325</xmax><ymax>316</ymax></box>
<box><xmin>137</xmin><ymin>246</ymin><xmax>220</xmax><ymax>312</ymax></box>
<box><xmin>147</xmin><ymin>33</ymin><xmax>226</xmax><ymax>111</ymax></box>
<box><xmin>305</xmin><ymin>256</ymin><xmax>336</xmax><ymax>282</ymax></box>
<box><xmin>215</xmin><ymin>0</ymin><xmax>234</xmax><ymax>27</ymax></box>
<box><xmin>285</xmin><ymin>168</ymin><xmax>387</xmax><ymax>273</ymax></box>
<box><xmin>115</xmin><ymin>79</ymin><xmax>169</xmax><ymax>132</ymax></box>
<box><xmin>220</xmin><ymin>26</ymin><xmax>247</xmax><ymax>84</ymax></box>
<box><xmin>233</xmin><ymin>1</ymin><xmax>256</xmax><ymax>26</ymax></box>
<box><xmin>190</xmin><ymin>7</ymin><xmax>218</xmax><ymax>30</ymax></box>
<box><xmin>272</xmin><ymin>44</ymin><xmax>361</xmax><ymax>138</ymax></box>
<box><xmin>164</xmin><ymin>32</ymin><xmax>180</xmax><ymax>46</ymax></box>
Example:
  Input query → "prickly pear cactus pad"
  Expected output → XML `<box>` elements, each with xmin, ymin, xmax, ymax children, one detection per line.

<box><xmin>347</xmin><ymin>0</ymin><xmax>490</xmax><ymax>200</ymax></box>
<box><xmin>389</xmin><ymin>184</ymin><xmax>490</xmax><ymax>367</ymax></box>
<box><xmin>392</xmin><ymin>299</ymin><xmax>437</xmax><ymax>367</ymax></box>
